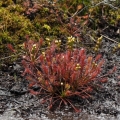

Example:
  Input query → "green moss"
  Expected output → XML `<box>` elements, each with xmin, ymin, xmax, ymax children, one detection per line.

<box><xmin>0</xmin><ymin>4</ymin><xmax>40</xmax><ymax>58</ymax></box>
<box><xmin>0</xmin><ymin>0</ymin><xmax>119</xmax><ymax>64</ymax></box>
<box><xmin>0</xmin><ymin>0</ymin><xmax>13</xmax><ymax>7</ymax></box>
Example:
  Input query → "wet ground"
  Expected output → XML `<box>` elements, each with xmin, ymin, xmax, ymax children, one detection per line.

<box><xmin>0</xmin><ymin>36</ymin><xmax>120</xmax><ymax>120</ymax></box>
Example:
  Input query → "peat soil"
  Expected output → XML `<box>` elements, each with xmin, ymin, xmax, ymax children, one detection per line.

<box><xmin>0</xmin><ymin>35</ymin><xmax>120</xmax><ymax>119</ymax></box>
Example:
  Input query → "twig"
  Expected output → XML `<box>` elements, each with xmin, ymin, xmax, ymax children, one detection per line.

<box><xmin>0</xmin><ymin>53</ymin><xmax>21</xmax><ymax>61</ymax></box>
<box><xmin>69</xmin><ymin>6</ymin><xmax>88</xmax><ymax>18</ymax></box>
<box><xmin>92</xmin><ymin>0</ymin><xmax>118</xmax><ymax>9</ymax></box>
<box><xmin>69</xmin><ymin>0</ymin><xmax>118</xmax><ymax>19</ymax></box>
<box><xmin>0</xmin><ymin>94</ymin><xmax>13</xmax><ymax>97</ymax></box>
<box><xmin>101</xmin><ymin>34</ymin><xmax>119</xmax><ymax>44</ymax></box>
<box><xmin>87</xmin><ymin>34</ymin><xmax>96</xmax><ymax>42</ymax></box>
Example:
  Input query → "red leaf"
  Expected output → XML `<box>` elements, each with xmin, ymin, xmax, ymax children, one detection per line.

<box><xmin>82</xmin><ymin>20</ymin><xmax>89</xmax><ymax>26</ymax></box>
<box><xmin>73</xmin><ymin>49</ymin><xmax>79</xmax><ymax>56</ymax></box>
<box><xmin>25</xmin><ymin>76</ymin><xmax>33</xmax><ymax>81</ymax></box>
<box><xmin>42</xmin><ymin>65</ymin><xmax>49</xmax><ymax>75</ymax></box>
<box><xmin>71</xmin><ymin>72</ymin><xmax>77</xmax><ymax>82</ymax></box>
<box><xmin>21</xmin><ymin>60</ymin><xmax>27</xmax><ymax>67</ymax></box>
<box><xmin>49</xmin><ymin>76</ymin><xmax>56</xmax><ymax>83</ymax></box>
<box><xmin>84</xmin><ymin>56</ymin><xmax>92</xmax><ymax>75</ymax></box>
<box><xmin>85</xmin><ymin>87</ymin><xmax>93</xmax><ymax>92</ymax></box>
<box><xmin>100</xmin><ymin>78</ymin><xmax>108</xmax><ymax>83</ymax></box>
<box><xmin>97</xmin><ymin>59</ymin><xmax>104</xmax><ymax>68</ymax></box>
<box><xmin>48</xmin><ymin>104</ymin><xmax>53</xmax><ymax>110</ymax></box>
<box><xmin>50</xmin><ymin>42</ymin><xmax>56</xmax><ymax>53</ymax></box>
<box><xmin>22</xmin><ymin>68</ymin><xmax>33</xmax><ymax>76</ymax></box>
<box><xmin>95</xmin><ymin>54</ymin><xmax>102</xmax><ymax>61</ymax></box>
<box><xmin>74</xmin><ymin>33</ymin><xmax>81</xmax><ymax>37</ymax></box>
<box><xmin>65</xmin><ymin>50</ymin><xmax>71</xmax><ymax>62</ymax></box>
<box><xmin>40</xmin><ymin>99</ymin><xmax>46</xmax><ymax>104</ymax></box>
<box><xmin>108</xmin><ymin>66</ymin><xmax>117</xmax><ymax>74</ymax></box>
<box><xmin>74</xmin><ymin>108</ymin><xmax>81</xmax><ymax>113</ymax></box>
<box><xmin>82</xmin><ymin>95</ymin><xmax>90</xmax><ymax>99</ymax></box>
<box><xmin>45</xmin><ymin>80</ymin><xmax>49</xmax><ymax>86</ymax></box>
<box><xmin>70</xmin><ymin>18</ymin><xmax>74</xmax><ymax>24</ymax></box>
<box><xmin>65</xmin><ymin>90</ymin><xmax>71</xmax><ymax>96</ymax></box>
<box><xmin>28</xmin><ymin>82</ymin><xmax>36</xmax><ymax>88</ymax></box>
<box><xmin>39</xmin><ymin>55</ymin><xmax>44</xmax><ymax>62</ymax></box>
<box><xmin>90</xmin><ymin>71</ymin><xmax>99</xmax><ymax>80</ymax></box>
<box><xmin>48</xmin><ymin>86</ymin><xmax>53</xmax><ymax>92</ymax></box>
<box><xmin>79</xmin><ymin>48</ymin><xmax>85</xmax><ymax>57</ymax></box>
<box><xmin>80</xmin><ymin>55</ymin><xmax>86</xmax><ymax>68</ymax></box>
<box><xmin>39</xmin><ymin>38</ymin><xmax>43</xmax><ymax>46</ymax></box>
<box><xmin>57</xmin><ymin>65</ymin><xmax>62</xmax><ymax>75</ymax></box>
<box><xmin>7</xmin><ymin>44</ymin><xmax>16</xmax><ymax>53</ymax></box>
<box><xmin>118</xmin><ymin>76</ymin><xmax>120</xmax><ymax>79</ymax></box>
<box><xmin>52</xmin><ymin>64</ymin><xmax>58</xmax><ymax>73</ymax></box>
<box><xmin>82</xmin><ymin>14</ymin><xmax>89</xmax><ymax>19</ymax></box>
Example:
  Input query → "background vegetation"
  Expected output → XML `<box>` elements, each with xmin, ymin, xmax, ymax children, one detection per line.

<box><xmin>0</xmin><ymin>0</ymin><xmax>120</xmax><ymax>62</ymax></box>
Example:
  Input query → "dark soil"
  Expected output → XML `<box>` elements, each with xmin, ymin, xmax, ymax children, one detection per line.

<box><xmin>0</xmin><ymin>35</ymin><xmax>120</xmax><ymax>120</ymax></box>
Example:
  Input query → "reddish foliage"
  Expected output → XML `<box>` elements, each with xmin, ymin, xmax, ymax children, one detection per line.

<box><xmin>100</xmin><ymin>78</ymin><xmax>108</xmax><ymax>83</ymax></box>
<box><xmin>7</xmin><ymin>44</ymin><xmax>16</xmax><ymax>53</ymax></box>
<box><xmin>21</xmin><ymin>39</ymin><xmax>111</xmax><ymax>112</ymax></box>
